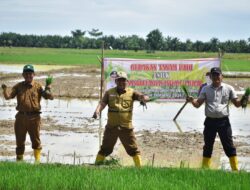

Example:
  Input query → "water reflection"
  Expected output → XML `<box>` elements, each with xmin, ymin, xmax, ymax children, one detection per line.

<box><xmin>1</xmin><ymin>97</ymin><xmax>250</xmax><ymax>135</ymax></box>
<box><xmin>173</xmin><ymin>121</ymin><xmax>183</xmax><ymax>133</ymax></box>
<box><xmin>0</xmin><ymin>97</ymin><xmax>250</xmax><ymax>165</ymax></box>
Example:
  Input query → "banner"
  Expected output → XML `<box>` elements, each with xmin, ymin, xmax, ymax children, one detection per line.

<box><xmin>104</xmin><ymin>58</ymin><xmax>220</xmax><ymax>101</ymax></box>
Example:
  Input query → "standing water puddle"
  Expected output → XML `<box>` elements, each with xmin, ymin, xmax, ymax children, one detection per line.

<box><xmin>1</xmin><ymin>98</ymin><xmax>249</xmax><ymax>135</ymax></box>
<box><xmin>0</xmin><ymin>97</ymin><xmax>250</xmax><ymax>168</ymax></box>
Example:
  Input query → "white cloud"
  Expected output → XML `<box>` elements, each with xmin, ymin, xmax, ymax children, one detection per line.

<box><xmin>0</xmin><ymin>0</ymin><xmax>250</xmax><ymax>41</ymax></box>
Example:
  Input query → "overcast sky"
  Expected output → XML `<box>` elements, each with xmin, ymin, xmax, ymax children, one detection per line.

<box><xmin>1</xmin><ymin>0</ymin><xmax>250</xmax><ymax>41</ymax></box>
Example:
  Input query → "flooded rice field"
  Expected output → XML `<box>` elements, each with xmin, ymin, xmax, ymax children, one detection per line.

<box><xmin>0</xmin><ymin>98</ymin><xmax>250</xmax><ymax>170</ymax></box>
<box><xmin>1</xmin><ymin>98</ymin><xmax>250</xmax><ymax>135</ymax></box>
<box><xmin>0</xmin><ymin>64</ymin><xmax>250</xmax><ymax>171</ymax></box>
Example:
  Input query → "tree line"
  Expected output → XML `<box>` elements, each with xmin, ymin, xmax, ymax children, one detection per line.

<box><xmin>0</xmin><ymin>29</ymin><xmax>250</xmax><ymax>53</ymax></box>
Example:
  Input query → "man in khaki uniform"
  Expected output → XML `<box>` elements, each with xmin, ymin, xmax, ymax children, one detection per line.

<box><xmin>93</xmin><ymin>71</ymin><xmax>149</xmax><ymax>167</ymax></box>
<box><xmin>2</xmin><ymin>64</ymin><xmax>53</xmax><ymax>163</ymax></box>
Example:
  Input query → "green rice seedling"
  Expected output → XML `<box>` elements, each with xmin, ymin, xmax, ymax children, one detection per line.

<box><xmin>241</xmin><ymin>87</ymin><xmax>250</xmax><ymax>110</ymax></box>
<box><xmin>103</xmin><ymin>157</ymin><xmax>121</xmax><ymax>166</ymax></box>
<box><xmin>46</xmin><ymin>75</ymin><xmax>53</xmax><ymax>86</ymax></box>
<box><xmin>244</xmin><ymin>87</ymin><xmax>250</xmax><ymax>96</ymax></box>
<box><xmin>181</xmin><ymin>85</ymin><xmax>189</xmax><ymax>97</ymax></box>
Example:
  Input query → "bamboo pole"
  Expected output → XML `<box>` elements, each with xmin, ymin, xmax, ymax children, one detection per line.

<box><xmin>173</xmin><ymin>101</ymin><xmax>188</xmax><ymax>121</ymax></box>
<box><xmin>218</xmin><ymin>48</ymin><xmax>222</xmax><ymax>69</ymax></box>
<box><xmin>152</xmin><ymin>153</ymin><xmax>155</xmax><ymax>167</ymax></box>
<box><xmin>73</xmin><ymin>151</ymin><xmax>76</xmax><ymax>165</ymax></box>
<box><xmin>98</xmin><ymin>41</ymin><xmax>105</xmax><ymax>148</ymax></box>
<box><xmin>47</xmin><ymin>150</ymin><xmax>50</xmax><ymax>163</ymax></box>
<box><xmin>100</xmin><ymin>41</ymin><xmax>105</xmax><ymax>102</ymax></box>
<box><xmin>173</xmin><ymin>120</ymin><xmax>183</xmax><ymax>133</ymax></box>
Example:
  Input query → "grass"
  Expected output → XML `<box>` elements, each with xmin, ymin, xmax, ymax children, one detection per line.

<box><xmin>0</xmin><ymin>162</ymin><xmax>250</xmax><ymax>190</ymax></box>
<box><xmin>0</xmin><ymin>47</ymin><xmax>250</xmax><ymax>72</ymax></box>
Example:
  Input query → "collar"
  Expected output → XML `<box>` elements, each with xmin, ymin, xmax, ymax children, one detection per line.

<box><xmin>210</xmin><ymin>82</ymin><xmax>225</xmax><ymax>89</ymax></box>
<box><xmin>23</xmin><ymin>80</ymin><xmax>35</xmax><ymax>87</ymax></box>
<box><xmin>116</xmin><ymin>87</ymin><xmax>127</xmax><ymax>94</ymax></box>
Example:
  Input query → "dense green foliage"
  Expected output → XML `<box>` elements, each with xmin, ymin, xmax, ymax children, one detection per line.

<box><xmin>1</xmin><ymin>29</ymin><xmax>250</xmax><ymax>53</ymax></box>
<box><xmin>0</xmin><ymin>47</ymin><xmax>250</xmax><ymax>72</ymax></box>
<box><xmin>0</xmin><ymin>162</ymin><xmax>249</xmax><ymax>190</ymax></box>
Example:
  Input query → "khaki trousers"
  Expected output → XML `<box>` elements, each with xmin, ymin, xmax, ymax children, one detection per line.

<box><xmin>98</xmin><ymin>125</ymin><xmax>140</xmax><ymax>157</ymax></box>
<box><xmin>15</xmin><ymin>112</ymin><xmax>42</xmax><ymax>155</ymax></box>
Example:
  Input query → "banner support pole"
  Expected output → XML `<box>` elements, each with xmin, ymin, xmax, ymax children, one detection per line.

<box><xmin>218</xmin><ymin>48</ymin><xmax>223</xmax><ymax>69</ymax></box>
<box><xmin>98</xmin><ymin>41</ymin><xmax>105</xmax><ymax>148</ymax></box>
<box><xmin>100</xmin><ymin>41</ymin><xmax>105</xmax><ymax>102</ymax></box>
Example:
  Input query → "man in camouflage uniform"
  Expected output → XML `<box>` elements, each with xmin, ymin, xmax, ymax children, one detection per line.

<box><xmin>2</xmin><ymin>64</ymin><xmax>54</xmax><ymax>163</ymax></box>
<box><xmin>93</xmin><ymin>71</ymin><xmax>149</xmax><ymax>167</ymax></box>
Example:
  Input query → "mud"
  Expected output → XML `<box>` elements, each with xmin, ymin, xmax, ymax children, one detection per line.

<box><xmin>1</xmin><ymin>66</ymin><xmax>249</xmax><ymax>99</ymax></box>
<box><xmin>1</xmin><ymin>117</ymin><xmax>249</xmax><ymax>169</ymax></box>
<box><xmin>0</xmin><ymin>66</ymin><xmax>100</xmax><ymax>98</ymax></box>
<box><xmin>117</xmin><ymin>130</ymin><xmax>250</xmax><ymax>169</ymax></box>
<box><xmin>0</xmin><ymin>66</ymin><xmax>250</xmax><ymax>169</ymax></box>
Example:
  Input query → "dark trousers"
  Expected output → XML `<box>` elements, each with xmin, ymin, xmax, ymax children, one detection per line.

<box><xmin>15</xmin><ymin>113</ymin><xmax>42</xmax><ymax>155</ymax></box>
<box><xmin>98</xmin><ymin>126</ymin><xmax>140</xmax><ymax>157</ymax></box>
<box><xmin>203</xmin><ymin>117</ymin><xmax>236</xmax><ymax>158</ymax></box>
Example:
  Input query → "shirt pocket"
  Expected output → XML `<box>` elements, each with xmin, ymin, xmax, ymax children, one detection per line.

<box><xmin>221</xmin><ymin>93</ymin><xmax>229</xmax><ymax>104</ymax></box>
<box><xmin>31</xmin><ymin>91</ymin><xmax>38</xmax><ymax>102</ymax></box>
<box><xmin>122</xmin><ymin>98</ymin><xmax>132</xmax><ymax>109</ymax></box>
<box><xmin>18</xmin><ymin>89</ymin><xmax>26</xmax><ymax>102</ymax></box>
<box><xmin>108</xmin><ymin>95</ymin><xmax>117</xmax><ymax>107</ymax></box>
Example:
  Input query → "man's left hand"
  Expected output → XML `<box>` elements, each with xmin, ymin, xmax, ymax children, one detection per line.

<box><xmin>45</xmin><ymin>84</ymin><xmax>51</xmax><ymax>89</ymax></box>
<box><xmin>241</xmin><ymin>95</ymin><xmax>249</xmax><ymax>108</ymax></box>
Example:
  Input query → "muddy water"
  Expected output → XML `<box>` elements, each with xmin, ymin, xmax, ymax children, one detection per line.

<box><xmin>1</xmin><ymin>98</ymin><xmax>250</xmax><ymax>135</ymax></box>
<box><xmin>1</xmin><ymin>63</ymin><xmax>250</xmax><ymax>169</ymax></box>
<box><xmin>0</xmin><ymin>131</ymin><xmax>99</xmax><ymax>164</ymax></box>
<box><xmin>1</xmin><ymin>97</ymin><xmax>250</xmax><ymax>167</ymax></box>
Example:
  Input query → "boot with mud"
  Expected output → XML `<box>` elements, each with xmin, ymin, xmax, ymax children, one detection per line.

<box><xmin>133</xmin><ymin>154</ymin><xmax>142</xmax><ymax>167</ymax></box>
<box><xmin>34</xmin><ymin>149</ymin><xmax>41</xmax><ymax>164</ymax></box>
<box><xmin>95</xmin><ymin>154</ymin><xmax>105</xmax><ymax>165</ymax></box>
<box><xmin>202</xmin><ymin>157</ymin><xmax>211</xmax><ymax>169</ymax></box>
<box><xmin>16</xmin><ymin>155</ymin><xmax>24</xmax><ymax>162</ymax></box>
<box><xmin>229</xmin><ymin>156</ymin><xmax>239</xmax><ymax>171</ymax></box>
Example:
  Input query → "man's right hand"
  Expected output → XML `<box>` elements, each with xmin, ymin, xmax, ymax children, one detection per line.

<box><xmin>186</xmin><ymin>96</ymin><xmax>194</xmax><ymax>103</ymax></box>
<box><xmin>92</xmin><ymin>111</ymin><xmax>99</xmax><ymax>119</ymax></box>
<box><xmin>1</xmin><ymin>84</ymin><xmax>7</xmax><ymax>90</ymax></box>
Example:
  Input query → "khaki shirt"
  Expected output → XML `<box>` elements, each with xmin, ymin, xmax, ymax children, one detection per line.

<box><xmin>4</xmin><ymin>80</ymin><xmax>53</xmax><ymax>112</ymax></box>
<box><xmin>199</xmin><ymin>82</ymin><xmax>237</xmax><ymax>118</ymax></box>
<box><xmin>102</xmin><ymin>87</ymin><xmax>142</xmax><ymax>128</ymax></box>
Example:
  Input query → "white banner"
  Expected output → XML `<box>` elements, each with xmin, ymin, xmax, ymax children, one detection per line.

<box><xmin>104</xmin><ymin>58</ymin><xmax>220</xmax><ymax>101</ymax></box>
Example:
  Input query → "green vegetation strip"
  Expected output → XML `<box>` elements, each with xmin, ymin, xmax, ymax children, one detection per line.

<box><xmin>0</xmin><ymin>162</ymin><xmax>249</xmax><ymax>190</ymax></box>
<box><xmin>0</xmin><ymin>47</ymin><xmax>250</xmax><ymax>72</ymax></box>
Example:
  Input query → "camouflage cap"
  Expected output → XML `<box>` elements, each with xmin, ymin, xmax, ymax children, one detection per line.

<box><xmin>116</xmin><ymin>71</ymin><xmax>128</xmax><ymax>80</ymax></box>
<box><xmin>23</xmin><ymin>64</ymin><xmax>34</xmax><ymax>73</ymax></box>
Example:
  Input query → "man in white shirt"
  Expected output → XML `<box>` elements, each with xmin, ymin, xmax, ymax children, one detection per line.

<box><xmin>187</xmin><ymin>67</ymin><xmax>245</xmax><ymax>171</ymax></box>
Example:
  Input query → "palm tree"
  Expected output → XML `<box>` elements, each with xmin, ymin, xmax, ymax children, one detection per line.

<box><xmin>71</xmin><ymin>29</ymin><xmax>86</xmax><ymax>38</ymax></box>
<box><xmin>88</xmin><ymin>28</ymin><xmax>103</xmax><ymax>38</ymax></box>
